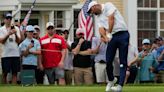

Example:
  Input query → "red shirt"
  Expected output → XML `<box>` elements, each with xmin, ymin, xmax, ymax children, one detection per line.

<box><xmin>40</xmin><ymin>34</ymin><xmax>67</xmax><ymax>68</ymax></box>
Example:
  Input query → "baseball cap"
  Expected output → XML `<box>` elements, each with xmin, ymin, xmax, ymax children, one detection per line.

<box><xmin>62</xmin><ymin>29</ymin><xmax>69</xmax><ymax>34</ymax></box>
<box><xmin>142</xmin><ymin>39</ymin><xmax>150</xmax><ymax>44</ymax></box>
<box><xmin>87</xmin><ymin>1</ymin><xmax>98</xmax><ymax>13</ymax></box>
<box><xmin>34</xmin><ymin>25</ymin><xmax>40</xmax><ymax>30</ymax></box>
<box><xmin>46</xmin><ymin>22</ymin><xmax>54</xmax><ymax>28</ymax></box>
<box><xmin>26</xmin><ymin>25</ymin><xmax>34</xmax><ymax>32</ymax></box>
<box><xmin>76</xmin><ymin>28</ymin><xmax>85</xmax><ymax>35</ymax></box>
<box><xmin>157</xmin><ymin>36</ymin><xmax>163</xmax><ymax>41</ymax></box>
<box><xmin>4</xmin><ymin>12</ymin><xmax>12</xmax><ymax>18</ymax></box>
<box><xmin>33</xmin><ymin>30</ymin><xmax>38</xmax><ymax>33</ymax></box>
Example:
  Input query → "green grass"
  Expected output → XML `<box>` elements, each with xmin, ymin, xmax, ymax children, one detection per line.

<box><xmin>0</xmin><ymin>85</ymin><xmax>164</xmax><ymax>92</ymax></box>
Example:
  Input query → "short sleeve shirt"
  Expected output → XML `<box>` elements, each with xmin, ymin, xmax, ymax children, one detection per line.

<box><xmin>71</xmin><ymin>39</ymin><xmax>91</xmax><ymax>68</ymax></box>
<box><xmin>20</xmin><ymin>38</ymin><xmax>41</xmax><ymax>66</ymax></box>
<box><xmin>98</xmin><ymin>2</ymin><xmax>128</xmax><ymax>34</ymax></box>
<box><xmin>0</xmin><ymin>25</ymin><xmax>21</xmax><ymax>57</ymax></box>
<box><xmin>40</xmin><ymin>34</ymin><xmax>67</xmax><ymax>68</ymax></box>
<box><xmin>91</xmin><ymin>37</ymin><xmax>107</xmax><ymax>63</ymax></box>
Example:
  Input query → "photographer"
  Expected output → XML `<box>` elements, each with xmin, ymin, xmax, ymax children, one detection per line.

<box><xmin>0</xmin><ymin>12</ymin><xmax>21</xmax><ymax>84</ymax></box>
<box><xmin>71</xmin><ymin>28</ymin><xmax>93</xmax><ymax>85</ymax></box>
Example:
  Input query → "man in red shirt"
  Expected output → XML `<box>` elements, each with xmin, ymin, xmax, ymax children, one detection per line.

<box><xmin>40</xmin><ymin>22</ymin><xmax>67</xmax><ymax>84</ymax></box>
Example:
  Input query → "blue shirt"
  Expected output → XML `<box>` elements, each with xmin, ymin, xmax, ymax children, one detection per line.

<box><xmin>156</xmin><ymin>46</ymin><xmax>164</xmax><ymax>71</ymax></box>
<box><xmin>91</xmin><ymin>37</ymin><xmax>107</xmax><ymax>63</ymax></box>
<box><xmin>139</xmin><ymin>51</ymin><xmax>158</xmax><ymax>81</ymax></box>
<box><xmin>20</xmin><ymin>38</ymin><xmax>41</xmax><ymax>66</ymax></box>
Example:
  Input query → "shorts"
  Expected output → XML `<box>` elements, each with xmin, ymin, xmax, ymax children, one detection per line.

<box><xmin>1</xmin><ymin>57</ymin><xmax>20</xmax><ymax>74</ymax></box>
<box><xmin>45</xmin><ymin>67</ymin><xmax>64</xmax><ymax>84</ymax></box>
<box><xmin>95</xmin><ymin>62</ymin><xmax>108</xmax><ymax>83</ymax></box>
<box><xmin>74</xmin><ymin>67</ymin><xmax>93</xmax><ymax>85</ymax></box>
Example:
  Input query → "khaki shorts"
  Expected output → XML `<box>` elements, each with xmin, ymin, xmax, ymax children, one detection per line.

<box><xmin>74</xmin><ymin>67</ymin><xmax>93</xmax><ymax>85</ymax></box>
<box><xmin>95</xmin><ymin>62</ymin><xmax>108</xmax><ymax>83</ymax></box>
<box><xmin>64</xmin><ymin>70</ymin><xmax>73</xmax><ymax>85</ymax></box>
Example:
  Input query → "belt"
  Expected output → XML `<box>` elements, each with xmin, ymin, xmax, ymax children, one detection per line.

<box><xmin>99</xmin><ymin>60</ymin><xmax>106</xmax><ymax>64</ymax></box>
<box><xmin>113</xmin><ymin>31</ymin><xmax>128</xmax><ymax>36</ymax></box>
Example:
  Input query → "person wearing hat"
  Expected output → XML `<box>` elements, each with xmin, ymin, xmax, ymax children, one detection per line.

<box><xmin>137</xmin><ymin>39</ymin><xmax>158</xmax><ymax>83</ymax></box>
<box><xmin>87</xmin><ymin>1</ymin><xmax>129</xmax><ymax>91</ymax></box>
<box><xmin>40</xmin><ymin>22</ymin><xmax>67</xmax><ymax>84</ymax></box>
<box><xmin>61</xmin><ymin>29</ymin><xmax>69</xmax><ymax>40</ymax></box>
<box><xmin>155</xmin><ymin>37</ymin><xmax>164</xmax><ymax>82</ymax></box>
<box><xmin>150</xmin><ymin>37</ymin><xmax>162</xmax><ymax>53</ymax></box>
<box><xmin>156</xmin><ymin>36</ymin><xmax>164</xmax><ymax>46</ymax></box>
<box><xmin>59</xmin><ymin>29</ymin><xmax>74</xmax><ymax>85</ymax></box>
<box><xmin>32</xmin><ymin>25</ymin><xmax>45</xmax><ymax>84</ymax></box>
<box><xmin>0</xmin><ymin>12</ymin><xmax>21</xmax><ymax>84</ymax></box>
<box><xmin>20</xmin><ymin>25</ymin><xmax>41</xmax><ymax>78</ymax></box>
<box><xmin>33</xmin><ymin>25</ymin><xmax>41</xmax><ymax>40</ymax></box>
<box><xmin>71</xmin><ymin>28</ymin><xmax>93</xmax><ymax>85</ymax></box>
<box><xmin>33</xmin><ymin>29</ymin><xmax>38</xmax><ymax>39</ymax></box>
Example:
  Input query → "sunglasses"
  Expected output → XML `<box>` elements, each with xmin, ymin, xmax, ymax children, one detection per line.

<box><xmin>5</xmin><ymin>17</ymin><xmax>12</xmax><ymax>20</ymax></box>
<box><xmin>28</xmin><ymin>31</ymin><xmax>34</xmax><ymax>33</ymax></box>
<box><xmin>78</xmin><ymin>33</ymin><xmax>84</xmax><ymax>35</ymax></box>
<box><xmin>33</xmin><ymin>33</ymin><xmax>37</xmax><ymax>35</ymax></box>
<box><xmin>47</xmin><ymin>26</ymin><xmax>54</xmax><ymax>30</ymax></box>
<box><xmin>143</xmin><ymin>43</ymin><xmax>150</xmax><ymax>45</ymax></box>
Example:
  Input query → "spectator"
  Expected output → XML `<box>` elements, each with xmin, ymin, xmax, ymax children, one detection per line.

<box><xmin>32</xmin><ymin>25</ymin><xmax>45</xmax><ymax>84</ymax></box>
<box><xmin>138</xmin><ymin>39</ymin><xmax>158</xmax><ymax>83</ymax></box>
<box><xmin>40</xmin><ymin>22</ymin><xmax>67</xmax><ymax>84</ymax></box>
<box><xmin>157</xmin><ymin>36</ymin><xmax>164</xmax><ymax>46</ymax></box>
<box><xmin>151</xmin><ymin>37</ymin><xmax>163</xmax><ymax>53</ymax></box>
<box><xmin>150</xmin><ymin>37</ymin><xmax>163</xmax><ymax>64</ymax></box>
<box><xmin>156</xmin><ymin>42</ymin><xmax>164</xmax><ymax>83</ymax></box>
<box><xmin>0</xmin><ymin>12</ymin><xmax>21</xmax><ymax>84</ymax></box>
<box><xmin>60</xmin><ymin>30</ymin><xmax>74</xmax><ymax>85</ymax></box>
<box><xmin>20</xmin><ymin>25</ymin><xmax>41</xmax><ymax>83</ymax></box>
<box><xmin>91</xmin><ymin>36</ymin><xmax>108</xmax><ymax>84</ymax></box>
<box><xmin>33</xmin><ymin>29</ymin><xmax>38</xmax><ymax>39</ymax></box>
<box><xmin>124</xmin><ymin>44</ymin><xmax>139</xmax><ymax>84</ymax></box>
<box><xmin>71</xmin><ymin>28</ymin><xmax>93</xmax><ymax>85</ymax></box>
<box><xmin>33</xmin><ymin>25</ymin><xmax>41</xmax><ymax>40</ymax></box>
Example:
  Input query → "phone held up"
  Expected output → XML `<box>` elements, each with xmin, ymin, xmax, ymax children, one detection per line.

<box><xmin>31</xmin><ymin>40</ymin><xmax>34</xmax><ymax>47</ymax></box>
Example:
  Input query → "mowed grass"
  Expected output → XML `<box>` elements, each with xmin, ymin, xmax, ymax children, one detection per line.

<box><xmin>0</xmin><ymin>85</ymin><xmax>164</xmax><ymax>92</ymax></box>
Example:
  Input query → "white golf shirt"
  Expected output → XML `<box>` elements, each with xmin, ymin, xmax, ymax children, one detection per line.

<box><xmin>98</xmin><ymin>2</ymin><xmax>128</xmax><ymax>34</ymax></box>
<box><xmin>0</xmin><ymin>25</ymin><xmax>21</xmax><ymax>57</ymax></box>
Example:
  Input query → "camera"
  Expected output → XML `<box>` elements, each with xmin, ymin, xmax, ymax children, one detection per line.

<box><xmin>11</xmin><ymin>25</ymin><xmax>15</xmax><ymax>29</ymax></box>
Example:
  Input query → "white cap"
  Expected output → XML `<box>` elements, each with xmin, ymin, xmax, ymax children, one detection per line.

<box><xmin>76</xmin><ymin>28</ymin><xmax>85</xmax><ymax>35</ymax></box>
<box><xmin>46</xmin><ymin>22</ymin><xmax>54</xmax><ymax>28</ymax></box>
<box><xmin>33</xmin><ymin>30</ymin><xmax>38</xmax><ymax>33</ymax></box>
<box><xmin>26</xmin><ymin>25</ymin><xmax>34</xmax><ymax>32</ymax></box>
<box><xmin>142</xmin><ymin>39</ymin><xmax>150</xmax><ymax>44</ymax></box>
<box><xmin>5</xmin><ymin>12</ymin><xmax>12</xmax><ymax>18</ymax></box>
<box><xmin>87</xmin><ymin>1</ymin><xmax>98</xmax><ymax>13</ymax></box>
<box><xmin>34</xmin><ymin>25</ymin><xmax>40</xmax><ymax>30</ymax></box>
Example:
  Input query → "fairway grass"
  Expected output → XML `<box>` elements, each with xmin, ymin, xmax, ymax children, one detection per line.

<box><xmin>0</xmin><ymin>85</ymin><xmax>164</xmax><ymax>92</ymax></box>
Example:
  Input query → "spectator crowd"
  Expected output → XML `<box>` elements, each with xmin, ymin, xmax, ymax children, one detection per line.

<box><xmin>0</xmin><ymin>12</ymin><xmax>164</xmax><ymax>86</ymax></box>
